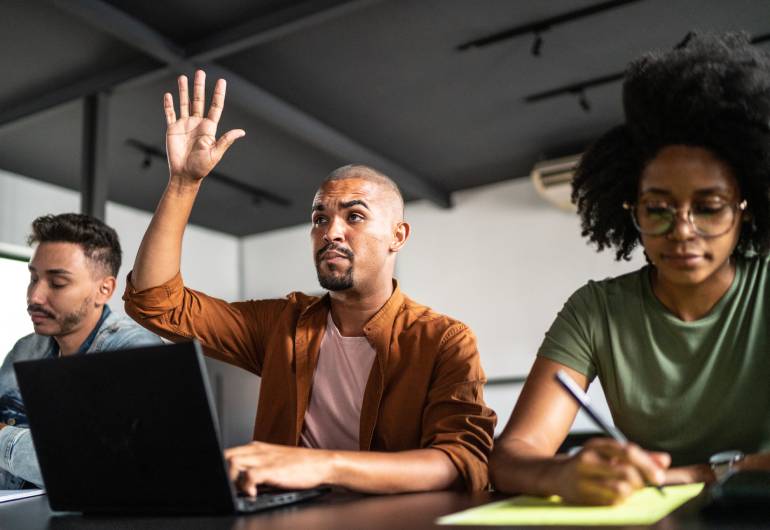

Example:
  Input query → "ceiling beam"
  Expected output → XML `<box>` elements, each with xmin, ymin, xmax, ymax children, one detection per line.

<box><xmin>0</xmin><ymin>57</ymin><xmax>156</xmax><ymax>130</ymax></box>
<box><xmin>51</xmin><ymin>0</ymin><xmax>451</xmax><ymax>207</ymax></box>
<box><xmin>0</xmin><ymin>2</ymin><xmax>370</xmax><ymax>125</ymax></box>
<box><xmin>188</xmin><ymin>0</ymin><xmax>378</xmax><ymax>60</ymax></box>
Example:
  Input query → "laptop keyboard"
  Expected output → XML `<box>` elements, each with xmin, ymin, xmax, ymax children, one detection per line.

<box><xmin>236</xmin><ymin>488</ymin><xmax>328</xmax><ymax>513</ymax></box>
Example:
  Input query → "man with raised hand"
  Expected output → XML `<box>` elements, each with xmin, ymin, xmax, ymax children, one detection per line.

<box><xmin>124</xmin><ymin>70</ymin><xmax>495</xmax><ymax>495</ymax></box>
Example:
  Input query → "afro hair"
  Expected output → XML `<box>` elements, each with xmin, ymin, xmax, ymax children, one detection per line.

<box><xmin>572</xmin><ymin>32</ymin><xmax>770</xmax><ymax>260</ymax></box>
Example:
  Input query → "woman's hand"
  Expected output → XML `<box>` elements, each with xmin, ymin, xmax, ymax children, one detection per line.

<box><xmin>554</xmin><ymin>437</ymin><xmax>670</xmax><ymax>505</ymax></box>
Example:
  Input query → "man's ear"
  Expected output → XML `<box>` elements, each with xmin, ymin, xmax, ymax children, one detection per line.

<box><xmin>390</xmin><ymin>221</ymin><xmax>410</xmax><ymax>253</ymax></box>
<box><xmin>95</xmin><ymin>276</ymin><xmax>117</xmax><ymax>305</ymax></box>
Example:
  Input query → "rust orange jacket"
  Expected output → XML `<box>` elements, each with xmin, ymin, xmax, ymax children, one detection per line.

<box><xmin>123</xmin><ymin>273</ymin><xmax>496</xmax><ymax>491</ymax></box>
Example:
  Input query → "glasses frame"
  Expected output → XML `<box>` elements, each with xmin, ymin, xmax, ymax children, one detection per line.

<box><xmin>622</xmin><ymin>199</ymin><xmax>748</xmax><ymax>238</ymax></box>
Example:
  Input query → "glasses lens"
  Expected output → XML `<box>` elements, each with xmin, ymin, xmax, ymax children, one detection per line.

<box><xmin>634</xmin><ymin>205</ymin><xmax>673</xmax><ymax>235</ymax></box>
<box><xmin>692</xmin><ymin>204</ymin><xmax>735</xmax><ymax>236</ymax></box>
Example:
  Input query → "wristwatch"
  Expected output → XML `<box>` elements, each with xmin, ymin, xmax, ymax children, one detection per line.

<box><xmin>709</xmin><ymin>450</ymin><xmax>745</xmax><ymax>482</ymax></box>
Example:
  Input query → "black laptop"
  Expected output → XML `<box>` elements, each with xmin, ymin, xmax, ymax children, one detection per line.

<box><xmin>14</xmin><ymin>341</ymin><xmax>328</xmax><ymax>514</ymax></box>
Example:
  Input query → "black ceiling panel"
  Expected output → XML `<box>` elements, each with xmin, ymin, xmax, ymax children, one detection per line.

<box><xmin>1</xmin><ymin>0</ymin><xmax>769</xmax><ymax>235</ymax></box>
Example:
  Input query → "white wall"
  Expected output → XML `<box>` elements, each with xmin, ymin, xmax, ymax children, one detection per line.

<box><xmin>241</xmin><ymin>177</ymin><xmax>645</xmax><ymax>434</ymax></box>
<box><xmin>399</xmin><ymin>179</ymin><xmax>646</xmax><ymax>432</ymax></box>
<box><xmin>0</xmin><ymin>169</ymin><xmax>256</xmax><ymax>447</ymax></box>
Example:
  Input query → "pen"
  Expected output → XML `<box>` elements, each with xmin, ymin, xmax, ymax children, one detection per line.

<box><xmin>554</xmin><ymin>369</ymin><xmax>665</xmax><ymax>495</ymax></box>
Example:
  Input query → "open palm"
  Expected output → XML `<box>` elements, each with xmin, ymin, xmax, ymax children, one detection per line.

<box><xmin>163</xmin><ymin>70</ymin><xmax>245</xmax><ymax>182</ymax></box>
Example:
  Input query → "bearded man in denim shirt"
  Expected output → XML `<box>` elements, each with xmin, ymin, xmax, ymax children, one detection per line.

<box><xmin>0</xmin><ymin>213</ymin><xmax>161</xmax><ymax>489</ymax></box>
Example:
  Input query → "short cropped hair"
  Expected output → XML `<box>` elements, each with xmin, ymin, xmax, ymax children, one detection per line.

<box><xmin>323</xmin><ymin>164</ymin><xmax>405</xmax><ymax>219</ymax></box>
<box><xmin>572</xmin><ymin>32</ymin><xmax>770</xmax><ymax>260</ymax></box>
<box><xmin>28</xmin><ymin>213</ymin><xmax>122</xmax><ymax>276</ymax></box>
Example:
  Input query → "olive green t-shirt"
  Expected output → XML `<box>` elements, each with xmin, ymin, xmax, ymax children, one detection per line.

<box><xmin>538</xmin><ymin>256</ymin><xmax>770</xmax><ymax>466</ymax></box>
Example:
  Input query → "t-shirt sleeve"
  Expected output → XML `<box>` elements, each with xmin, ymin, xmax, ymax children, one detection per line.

<box><xmin>536</xmin><ymin>283</ymin><xmax>598</xmax><ymax>381</ymax></box>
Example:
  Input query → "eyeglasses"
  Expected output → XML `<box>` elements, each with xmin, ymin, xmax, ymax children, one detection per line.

<box><xmin>623</xmin><ymin>199</ymin><xmax>748</xmax><ymax>237</ymax></box>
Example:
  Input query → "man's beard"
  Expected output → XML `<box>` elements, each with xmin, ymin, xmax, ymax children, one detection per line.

<box><xmin>317</xmin><ymin>266</ymin><xmax>354</xmax><ymax>291</ymax></box>
<box><xmin>315</xmin><ymin>243</ymin><xmax>354</xmax><ymax>291</ymax></box>
<box><xmin>28</xmin><ymin>297</ymin><xmax>92</xmax><ymax>336</ymax></box>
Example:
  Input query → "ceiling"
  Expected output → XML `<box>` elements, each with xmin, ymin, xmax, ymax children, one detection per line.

<box><xmin>1</xmin><ymin>0</ymin><xmax>768</xmax><ymax>236</ymax></box>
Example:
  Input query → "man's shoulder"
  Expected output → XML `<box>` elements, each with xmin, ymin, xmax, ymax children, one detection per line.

<box><xmin>3</xmin><ymin>333</ymin><xmax>52</xmax><ymax>365</ymax></box>
<box><xmin>284</xmin><ymin>291</ymin><xmax>323</xmax><ymax>307</ymax></box>
<box><xmin>396</xmin><ymin>293</ymin><xmax>471</xmax><ymax>342</ymax></box>
<box><xmin>92</xmin><ymin>311</ymin><xmax>163</xmax><ymax>351</ymax></box>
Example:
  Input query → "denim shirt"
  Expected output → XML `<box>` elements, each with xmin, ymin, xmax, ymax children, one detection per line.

<box><xmin>0</xmin><ymin>307</ymin><xmax>162</xmax><ymax>489</ymax></box>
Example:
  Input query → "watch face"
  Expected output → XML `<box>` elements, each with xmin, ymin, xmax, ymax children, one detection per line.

<box><xmin>709</xmin><ymin>450</ymin><xmax>745</xmax><ymax>466</ymax></box>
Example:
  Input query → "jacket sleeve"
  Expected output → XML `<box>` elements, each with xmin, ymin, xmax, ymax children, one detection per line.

<box><xmin>0</xmin><ymin>426</ymin><xmax>43</xmax><ymax>488</ymax></box>
<box><xmin>122</xmin><ymin>271</ymin><xmax>286</xmax><ymax>375</ymax></box>
<box><xmin>421</xmin><ymin>324</ymin><xmax>497</xmax><ymax>492</ymax></box>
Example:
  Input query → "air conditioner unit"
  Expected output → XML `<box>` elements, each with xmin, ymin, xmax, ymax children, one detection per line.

<box><xmin>530</xmin><ymin>154</ymin><xmax>581</xmax><ymax>212</ymax></box>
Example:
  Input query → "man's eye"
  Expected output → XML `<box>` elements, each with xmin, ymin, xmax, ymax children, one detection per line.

<box><xmin>349</xmin><ymin>213</ymin><xmax>364</xmax><ymax>222</ymax></box>
<box><xmin>313</xmin><ymin>216</ymin><xmax>327</xmax><ymax>226</ymax></box>
<box><xmin>51</xmin><ymin>282</ymin><xmax>67</xmax><ymax>289</ymax></box>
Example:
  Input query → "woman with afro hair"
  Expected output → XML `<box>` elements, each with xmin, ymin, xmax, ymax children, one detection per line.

<box><xmin>490</xmin><ymin>32</ymin><xmax>770</xmax><ymax>505</ymax></box>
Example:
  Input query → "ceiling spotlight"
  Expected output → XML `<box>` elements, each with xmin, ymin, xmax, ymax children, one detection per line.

<box><xmin>531</xmin><ymin>31</ymin><xmax>544</xmax><ymax>56</ymax></box>
<box><xmin>578</xmin><ymin>90</ymin><xmax>591</xmax><ymax>113</ymax></box>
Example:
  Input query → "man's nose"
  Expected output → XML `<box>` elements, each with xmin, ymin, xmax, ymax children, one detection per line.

<box><xmin>27</xmin><ymin>281</ymin><xmax>47</xmax><ymax>306</ymax></box>
<box><xmin>323</xmin><ymin>216</ymin><xmax>345</xmax><ymax>242</ymax></box>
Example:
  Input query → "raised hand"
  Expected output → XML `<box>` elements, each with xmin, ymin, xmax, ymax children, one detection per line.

<box><xmin>163</xmin><ymin>69</ymin><xmax>245</xmax><ymax>183</ymax></box>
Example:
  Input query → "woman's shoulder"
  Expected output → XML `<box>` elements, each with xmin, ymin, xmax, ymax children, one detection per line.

<box><xmin>567</xmin><ymin>267</ymin><xmax>648</xmax><ymax>309</ymax></box>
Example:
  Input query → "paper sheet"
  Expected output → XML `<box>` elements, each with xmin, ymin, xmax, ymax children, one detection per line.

<box><xmin>0</xmin><ymin>489</ymin><xmax>45</xmax><ymax>504</ymax></box>
<box><xmin>438</xmin><ymin>483</ymin><xmax>704</xmax><ymax>526</ymax></box>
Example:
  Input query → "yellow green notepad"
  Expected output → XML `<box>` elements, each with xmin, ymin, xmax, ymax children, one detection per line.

<box><xmin>437</xmin><ymin>483</ymin><xmax>704</xmax><ymax>526</ymax></box>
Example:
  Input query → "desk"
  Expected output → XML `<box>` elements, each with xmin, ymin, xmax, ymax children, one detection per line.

<box><xmin>0</xmin><ymin>489</ymin><xmax>764</xmax><ymax>530</ymax></box>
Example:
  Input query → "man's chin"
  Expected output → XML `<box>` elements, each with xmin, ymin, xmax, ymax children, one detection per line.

<box><xmin>317</xmin><ymin>273</ymin><xmax>354</xmax><ymax>292</ymax></box>
<box><xmin>31</xmin><ymin>322</ymin><xmax>60</xmax><ymax>336</ymax></box>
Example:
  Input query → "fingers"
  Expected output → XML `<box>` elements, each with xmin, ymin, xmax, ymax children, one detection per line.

<box><xmin>224</xmin><ymin>440</ymin><xmax>262</xmax><ymax>459</ymax></box>
<box><xmin>574</xmin><ymin>447</ymin><xmax>644</xmax><ymax>488</ymax></box>
<box><xmin>174</xmin><ymin>70</ymin><xmax>231</xmax><ymax>125</ymax></box>
<box><xmin>583</xmin><ymin>438</ymin><xmax>666</xmax><ymax>486</ymax></box>
<box><xmin>650</xmin><ymin>451</ymin><xmax>672</xmax><ymax>470</ymax></box>
<box><xmin>192</xmin><ymin>69</ymin><xmax>206</xmax><ymax>117</ymax></box>
<box><xmin>163</xmin><ymin>93</ymin><xmax>176</xmax><ymax>125</ymax></box>
<box><xmin>236</xmin><ymin>468</ymin><xmax>260</xmax><ymax>497</ymax></box>
<box><xmin>577</xmin><ymin>476</ymin><xmax>636</xmax><ymax>505</ymax></box>
<box><xmin>207</xmin><ymin>79</ymin><xmax>227</xmax><ymax>124</ymax></box>
<box><xmin>177</xmin><ymin>75</ymin><xmax>189</xmax><ymax>118</ymax></box>
<box><xmin>214</xmin><ymin>129</ymin><xmax>246</xmax><ymax>160</ymax></box>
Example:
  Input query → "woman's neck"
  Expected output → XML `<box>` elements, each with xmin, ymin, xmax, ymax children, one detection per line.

<box><xmin>650</xmin><ymin>259</ymin><xmax>737</xmax><ymax>322</ymax></box>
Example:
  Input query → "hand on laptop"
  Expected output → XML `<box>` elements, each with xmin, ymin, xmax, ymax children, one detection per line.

<box><xmin>225</xmin><ymin>442</ymin><xmax>332</xmax><ymax>496</ymax></box>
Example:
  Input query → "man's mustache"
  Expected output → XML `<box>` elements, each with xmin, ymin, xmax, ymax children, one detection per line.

<box><xmin>27</xmin><ymin>304</ymin><xmax>56</xmax><ymax>319</ymax></box>
<box><xmin>316</xmin><ymin>243</ymin><xmax>354</xmax><ymax>260</ymax></box>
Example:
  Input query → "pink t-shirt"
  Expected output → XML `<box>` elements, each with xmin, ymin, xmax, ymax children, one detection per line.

<box><xmin>299</xmin><ymin>313</ymin><xmax>377</xmax><ymax>450</ymax></box>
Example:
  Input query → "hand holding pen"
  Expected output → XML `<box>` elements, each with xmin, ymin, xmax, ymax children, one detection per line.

<box><xmin>554</xmin><ymin>370</ymin><xmax>670</xmax><ymax>503</ymax></box>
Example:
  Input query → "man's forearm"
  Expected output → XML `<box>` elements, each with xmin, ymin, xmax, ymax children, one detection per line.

<box><xmin>0</xmin><ymin>427</ymin><xmax>44</xmax><ymax>487</ymax></box>
<box><xmin>132</xmin><ymin>178</ymin><xmax>200</xmax><ymax>291</ymax></box>
<box><xmin>326</xmin><ymin>448</ymin><xmax>459</xmax><ymax>494</ymax></box>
